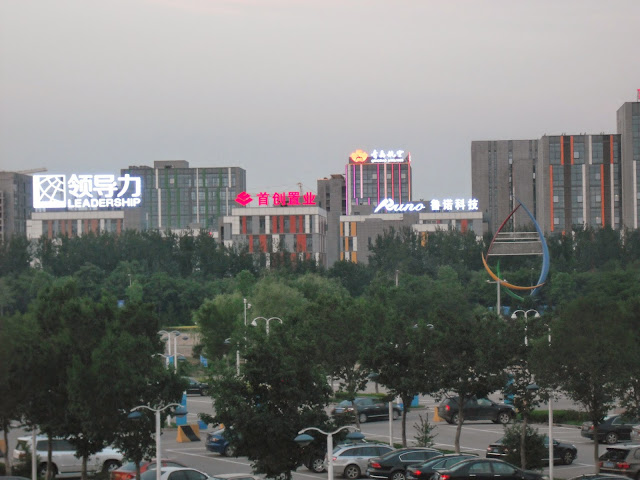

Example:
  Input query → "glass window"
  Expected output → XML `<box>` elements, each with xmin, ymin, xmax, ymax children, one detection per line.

<box><xmin>468</xmin><ymin>462</ymin><xmax>492</xmax><ymax>474</ymax></box>
<box><xmin>492</xmin><ymin>462</ymin><xmax>516</xmax><ymax>475</ymax></box>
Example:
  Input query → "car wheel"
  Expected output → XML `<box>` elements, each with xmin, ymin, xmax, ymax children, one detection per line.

<box><xmin>223</xmin><ymin>444</ymin><xmax>236</xmax><ymax>457</ymax></box>
<box><xmin>605</xmin><ymin>432</ymin><xmax>619</xmax><ymax>445</ymax></box>
<box><xmin>562</xmin><ymin>451</ymin><xmax>574</xmax><ymax>465</ymax></box>
<box><xmin>344</xmin><ymin>464</ymin><xmax>361</xmax><ymax>479</ymax></box>
<box><xmin>391</xmin><ymin>471</ymin><xmax>406</xmax><ymax>480</ymax></box>
<box><xmin>39</xmin><ymin>463</ymin><xmax>57</xmax><ymax>478</ymax></box>
<box><xmin>359</xmin><ymin>412</ymin><xmax>368</xmax><ymax>424</ymax></box>
<box><xmin>498</xmin><ymin>411</ymin><xmax>512</xmax><ymax>425</ymax></box>
<box><xmin>392</xmin><ymin>410</ymin><xmax>400</xmax><ymax>420</ymax></box>
<box><xmin>309</xmin><ymin>456</ymin><xmax>325</xmax><ymax>473</ymax></box>
<box><xmin>103</xmin><ymin>460</ymin><xmax>122</xmax><ymax>473</ymax></box>
<box><xmin>451</xmin><ymin>413</ymin><xmax>460</xmax><ymax>424</ymax></box>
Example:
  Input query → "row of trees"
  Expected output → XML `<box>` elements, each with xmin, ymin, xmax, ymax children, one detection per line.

<box><xmin>0</xmin><ymin>277</ymin><xmax>184</xmax><ymax>479</ymax></box>
<box><xmin>198</xmin><ymin>265</ymin><xmax>640</xmax><ymax>475</ymax></box>
<box><xmin>3</xmin><ymin>225</ymin><xmax>640</xmax><ymax>477</ymax></box>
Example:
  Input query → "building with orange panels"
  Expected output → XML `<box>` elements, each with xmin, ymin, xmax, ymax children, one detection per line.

<box><xmin>220</xmin><ymin>206</ymin><xmax>327</xmax><ymax>268</ymax></box>
<box><xmin>27</xmin><ymin>210</ymin><xmax>126</xmax><ymax>239</ymax></box>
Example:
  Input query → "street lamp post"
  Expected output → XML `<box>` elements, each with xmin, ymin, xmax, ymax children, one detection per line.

<box><xmin>158</xmin><ymin>331</ymin><xmax>172</xmax><ymax>368</ymax></box>
<box><xmin>250</xmin><ymin>316</ymin><xmax>283</xmax><ymax>335</ymax></box>
<box><xmin>243</xmin><ymin>298</ymin><xmax>251</xmax><ymax>326</ymax></box>
<box><xmin>510</xmin><ymin>309</ymin><xmax>541</xmax><ymax>346</ymax></box>
<box><xmin>295</xmin><ymin>427</ymin><xmax>363</xmax><ymax>480</ymax></box>
<box><xmin>511</xmin><ymin>309</ymin><xmax>552</xmax><ymax>479</ymax></box>
<box><xmin>129</xmin><ymin>403</ymin><xmax>185</xmax><ymax>480</ymax></box>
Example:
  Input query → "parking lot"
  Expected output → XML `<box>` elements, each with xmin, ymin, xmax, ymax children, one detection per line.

<box><xmin>158</xmin><ymin>395</ymin><xmax>602</xmax><ymax>480</ymax></box>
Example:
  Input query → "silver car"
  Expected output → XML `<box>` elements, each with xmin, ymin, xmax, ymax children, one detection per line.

<box><xmin>326</xmin><ymin>443</ymin><xmax>395</xmax><ymax>479</ymax></box>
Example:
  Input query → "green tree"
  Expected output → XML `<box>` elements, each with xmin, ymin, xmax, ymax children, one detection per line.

<box><xmin>209</xmin><ymin>324</ymin><xmax>332</xmax><ymax>479</ymax></box>
<box><xmin>531</xmin><ymin>298</ymin><xmax>628</xmax><ymax>471</ymax></box>
<box><xmin>500</xmin><ymin>423</ymin><xmax>547</xmax><ymax>470</ymax></box>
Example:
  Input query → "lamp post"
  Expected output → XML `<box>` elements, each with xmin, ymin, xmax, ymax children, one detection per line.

<box><xmin>158</xmin><ymin>331</ymin><xmax>172</xmax><ymax>368</ymax></box>
<box><xmin>224</xmin><ymin>338</ymin><xmax>240</xmax><ymax>376</ymax></box>
<box><xmin>243</xmin><ymin>298</ymin><xmax>251</xmax><ymax>326</ymax></box>
<box><xmin>129</xmin><ymin>403</ymin><xmax>186</xmax><ymax>480</ymax></box>
<box><xmin>511</xmin><ymin>309</ymin><xmax>551</xmax><ymax>479</ymax></box>
<box><xmin>295</xmin><ymin>427</ymin><xmax>364</xmax><ymax>480</ymax></box>
<box><xmin>510</xmin><ymin>309</ymin><xmax>541</xmax><ymax>346</ymax></box>
<box><xmin>251</xmin><ymin>316</ymin><xmax>283</xmax><ymax>335</ymax></box>
<box><xmin>170</xmin><ymin>331</ymin><xmax>187</xmax><ymax>374</ymax></box>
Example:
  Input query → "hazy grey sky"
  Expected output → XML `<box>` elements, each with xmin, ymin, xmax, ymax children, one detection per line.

<box><xmin>1</xmin><ymin>0</ymin><xmax>639</xmax><ymax>200</ymax></box>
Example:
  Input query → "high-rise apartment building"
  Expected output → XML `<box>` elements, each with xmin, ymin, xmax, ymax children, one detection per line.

<box><xmin>0</xmin><ymin>171</ymin><xmax>33</xmax><ymax>241</ymax></box>
<box><xmin>471</xmin><ymin>140</ymin><xmax>538</xmax><ymax>234</ymax></box>
<box><xmin>345</xmin><ymin>149</ymin><xmax>412</xmax><ymax>214</ymax></box>
<box><xmin>617</xmin><ymin>102</ymin><xmax>640</xmax><ymax>229</ymax></box>
<box><xmin>121</xmin><ymin>161</ymin><xmax>246</xmax><ymax>232</ymax></box>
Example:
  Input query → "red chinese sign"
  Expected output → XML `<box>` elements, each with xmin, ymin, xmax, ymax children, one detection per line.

<box><xmin>235</xmin><ymin>191</ymin><xmax>316</xmax><ymax>207</ymax></box>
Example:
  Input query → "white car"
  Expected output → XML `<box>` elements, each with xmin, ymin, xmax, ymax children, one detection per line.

<box><xmin>140</xmin><ymin>467</ymin><xmax>216</xmax><ymax>480</ymax></box>
<box><xmin>13</xmin><ymin>436</ymin><xmax>123</xmax><ymax>478</ymax></box>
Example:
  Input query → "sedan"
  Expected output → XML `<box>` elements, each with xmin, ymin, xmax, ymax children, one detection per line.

<box><xmin>581</xmin><ymin>415</ymin><xmax>640</xmax><ymax>444</ymax></box>
<box><xmin>433</xmin><ymin>458</ymin><xmax>545</xmax><ymax>480</ymax></box>
<box><xmin>205</xmin><ymin>427</ymin><xmax>236</xmax><ymax>457</ymax></box>
<box><xmin>332</xmin><ymin>397</ymin><xmax>402</xmax><ymax>424</ymax></box>
<box><xmin>438</xmin><ymin>397</ymin><xmax>515</xmax><ymax>425</ymax></box>
<box><xmin>485</xmin><ymin>436</ymin><xmax>577</xmax><ymax>465</ymax></box>
<box><xmin>140</xmin><ymin>468</ymin><xmax>214</xmax><ymax>480</ymax></box>
<box><xmin>406</xmin><ymin>454</ymin><xmax>478</xmax><ymax>480</ymax></box>
<box><xmin>366</xmin><ymin>447</ymin><xmax>442</xmax><ymax>480</ymax></box>
<box><xmin>111</xmin><ymin>460</ymin><xmax>187</xmax><ymax>480</ymax></box>
<box><xmin>185</xmin><ymin>377</ymin><xmax>209</xmax><ymax>396</ymax></box>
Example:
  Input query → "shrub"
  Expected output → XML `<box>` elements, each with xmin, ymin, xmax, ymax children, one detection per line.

<box><xmin>501</xmin><ymin>423</ymin><xmax>547</xmax><ymax>470</ymax></box>
<box><xmin>526</xmin><ymin>409</ymin><xmax>589</xmax><ymax>425</ymax></box>
<box><xmin>413</xmin><ymin>413</ymin><xmax>437</xmax><ymax>447</ymax></box>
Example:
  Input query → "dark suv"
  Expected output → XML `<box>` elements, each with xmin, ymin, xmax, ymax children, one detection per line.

<box><xmin>438</xmin><ymin>397</ymin><xmax>514</xmax><ymax>425</ymax></box>
<box><xmin>367</xmin><ymin>448</ymin><xmax>442</xmax><ymax>480</ymax></box>
<box><xmin>486</xmin><ymin>436</ymin><xmax>577</xmax><ymax>465</ymax></box>
<box><xmin>599</xmin><ymin>445</ymin><xmax>640</xmax><ymax>478</ymax></box>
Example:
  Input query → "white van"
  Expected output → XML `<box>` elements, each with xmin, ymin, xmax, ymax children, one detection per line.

<box><xmin>13</xmin><ymin>436</ymin><xmax>123</xmax><ymax>478</ymax></box>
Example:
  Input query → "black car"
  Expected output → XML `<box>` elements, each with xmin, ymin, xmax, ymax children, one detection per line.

<box><xmin>485</xmin><ymin>436</ymin><xmax>577</xmax><ymax>465</ymax></box>
<box><xmin>406</xmin><ymin>454</ymin><xmax>478</xmax><ymax>480</ymax></box>
<box><xmin>366</xmin><ymin>447</ymin><xmax>442</xmax><ymax>480</ymax></box>
<box><xmin>332</xmin><ymin>397</ymin><xmax>402</xmax><ymax>424</ymax></box>
<box><xmin>569</xmin><ymin>475</ymin><xmax>631</xmax><ymax>480</ymax></box>
<box><xmin>581</xmin><ymin>415</ymin><xmax>640</xmax><ymax>444</ymax></box>
<box><xmin>438</xmin><ymin>397</ymin><xmax>515</xmax><ymax>425</ymax></box>
<box><xmin>433</xmin><ymin>458</ymin><xmax>544</xmax><ymax>480</ymax></box>
<box><xmin>185</xmin><ymin>377</ymin><xmax>209</xmax><ymax>396</ymax></box>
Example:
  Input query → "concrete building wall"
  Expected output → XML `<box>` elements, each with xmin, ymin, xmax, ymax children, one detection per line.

<box><xmin>0</xmin><ymin>172</ymin><xmax>33</xmax><ymax>241</ymax></box>
<box><xmin>317</xmin><ymin>174</ymin><xmax>345</xmax><ymax>267</ymax></box>
<box><xmin>617</xmin><ymin>102</ymin><xmax>640</xmax><ymax>229</ymax></box>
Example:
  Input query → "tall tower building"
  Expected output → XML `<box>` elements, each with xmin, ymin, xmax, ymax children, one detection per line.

<box><xmin>471</xmin><ymin>140</ymin><xmax>538</xmax><ymax>234</ymax></box>
<box><xmin>121</xmin><ymin>161</ymin><xmax>246</xmax><ymax>232</ymax></box>
<box><xmin>0</xmin><ymin>171</ymin><xmax>33</xmax><ymax>241</ymax></box>
<box><xmin>344</xmin><ymin>149</ymin><xmax>412</xmax><ymax>214</ymax></box>
<box><xmin>317</xmin><ymin>174</ymin><xmax>346</xmax><ymax>267</ymax></box>
<box><xmin>617</xmin><ymin>101</ymin><xmax>640</xmax><ymax>229</ymax></box>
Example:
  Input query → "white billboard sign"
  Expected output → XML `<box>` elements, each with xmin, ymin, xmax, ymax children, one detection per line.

<box><xmin>33</xmin><ymin>174</ymin><xmax>142</xmax><ymax>210</ymax></box>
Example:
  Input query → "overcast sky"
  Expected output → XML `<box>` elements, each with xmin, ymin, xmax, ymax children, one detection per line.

<box><xmin>1</xmin><ymin>0</ymin><xmax>639</xmax><ymax>200</ymax></box>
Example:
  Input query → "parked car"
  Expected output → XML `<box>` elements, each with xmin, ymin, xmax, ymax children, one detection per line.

<box><xmin>581</xmin><ymin>415</ymin><xmax>640</xmax><ymax>444</ymax></box>
<box><xmin>185</xmin><ymin>377</ymin><xmax>209</xmax><ymax>396</ymax></box>
<box><xmin>485</xmin><ymin>436</ymin><xmax>577</xmax><ymax>465</ymax></box>
<box><xmin>331</xmin><ymin>397</ymin><xmax>402</xmax><ymax>424</ymax></box>
<box><xmin>210</xmin><ymin>474</ymin><xmax>261</xmax><ymax>480</ymax></box>
<box><xmin>599</xmin><ymin>445</ymin><xmax>640</xmax><ymax>478</ymax></box>
<box><xmin>569</xmin><ymin>475</ymin><xmax>631</xmax><ymax>480</ymax></box>
<box><xmin>140</xmin><ymin>467</ymin><xmax>214</xmax><ymax>480</ymax></box>
<box><xmin>14</xmin><ymin>436</ymin><xmax>123</xmax><ymax>478</ymax></box>
<box><xmin>438</xmin><ymin>397</ymin><xmax>515</xmax><ymax>425</ymax></box>
<box><xmin>632</xmin><ymin>424</ymin><xmax>640</xmax><ymax>443</ymax></box>
<box><xmin>111</xmin><ymin>460</ymin><xmax>187</xmax><ymax>480</ymax></box>
<box><xmin>366</xmin><ymin>448</ymin><xmax>442</xmax><ymax>480</ymax></box>
<box><xmin>326</xmin><ymin>443</ymin><xmax>395</xmax><ymax>479</ymax></box>
<box><xmin>432</xmin><ymin>458</ymin><xmax>545</xmax><ymax>480</ymax></box>
<box><xmin>406</xmin><ymin>454</ymin><xmax>478</xmax><ymax>480</ymax></box>
<box><xmin>205</xmin><ymin>427</ymin><xmax>236</xmax><ymax>457</ymax></box>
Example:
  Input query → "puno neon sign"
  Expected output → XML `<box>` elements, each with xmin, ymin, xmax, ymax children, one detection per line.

<box><xmin>374</xmin><ymin>198</ymin><xmax>480</xmax><ymax>213</ymax></box>
<box><xmin>33</xmin><ymin>174</ymin><xmax>142</xmax><ymax>210</ymax></box>
<box><xmin>374</xmin><ymin>198</ymin><xmax>425</xmax><ymax>213</ymax></box>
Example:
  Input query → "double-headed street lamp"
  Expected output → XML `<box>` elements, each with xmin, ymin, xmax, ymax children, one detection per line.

<box><xmin>251</xmin><ymin>316</ymin><xmax>283</xmax><ymax>335</ymax></box>
<box><xmin>511</xmin><ymin>309</ymin><xmax>553</xmax><ymax>480</ymax></box>
<box><xmin>129</xmin><ymin>403</ymin><xmax>186</xmax><ymax>480</ymax></box>
<box><xmin>295</xmin><ymin>427</ymin><xmax>364</xmax><ymax>480</ymax></box>
<box><xmin>158</xmin><ymin>330</ymin><xmax>185</xmax><ymax>373</ymax></box>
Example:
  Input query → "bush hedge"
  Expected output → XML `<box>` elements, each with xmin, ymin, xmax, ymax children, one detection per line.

<box><xmin>525</xmin><ymin>409</ymin><xmax>589</xmax><ymax>425</ymax></box>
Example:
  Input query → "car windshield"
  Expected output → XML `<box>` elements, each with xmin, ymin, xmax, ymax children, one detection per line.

<box><xmin>118</xmin><ymin>462</ymin><xmax>137</xmax><ymax>472</ymax></box>
<box><xmin>140</xmin><ymin>470</ymin><xmax>157</xmax><ymax>480</ymax></box>
<box><xmin>601</xmin><ymin>449</ymin><xmax>630</xmax><ymax>461</ymax></box>
<box><xmin>338</xmin><ymin>400</ymin><xmax>353</xmax><ymax>407</ymax></box>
